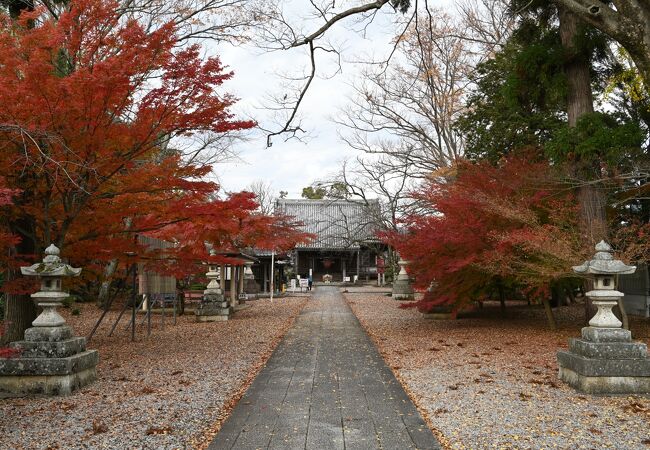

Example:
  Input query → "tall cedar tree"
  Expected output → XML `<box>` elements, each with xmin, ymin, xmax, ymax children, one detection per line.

<box><xmin>459</xmin><ymin>2</ymin><xmax>646</xmax><ymax>247</ymax></box>
<box><xmin>0</xmin><ymin>0</ymin><xmax>265</xmax><ymax>341</ymax></box>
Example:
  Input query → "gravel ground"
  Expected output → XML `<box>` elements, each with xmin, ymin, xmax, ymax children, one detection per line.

<box><xmin>0</xmin><ymin>296</ymin><xmax>307</xmax><ymax>450</ymax></box>
<box><xmin>345</xmin><ymin>292</ymin><xmax>650</xmax><ymax>449</ymax></box>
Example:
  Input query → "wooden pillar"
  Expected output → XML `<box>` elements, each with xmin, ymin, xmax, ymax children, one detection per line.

<box><xmin>263</xmin><ymin>262</ymin><xmax>268</xmax><ymax>293</ymax></box>
<box><xmin>220</xmin><ymin>265</ymin><xmax>225</xmax><ymax>292</ymax></box>
<box><xmin>229</xmin><ymin>265</ymin><xmax>237</xmax><ymax>306</ymax></box>
<box><xmin>342</xmin><ymin>258</ymin><xmax>346</xmax><ymax>281</ymax></box>
<box><xmin>295</xmin><ymin>251</ymin><xmax>299</xmax><ymax>276</ymax></box>
<box><xmin>238</xmin><ymin>264</ymin><xmax>245</xmax><ymax>294</ymax></box>
<box><xmin>356</xmin><ymin>250</ymin><xmax>360</xmax><ymax>282</ymax></box>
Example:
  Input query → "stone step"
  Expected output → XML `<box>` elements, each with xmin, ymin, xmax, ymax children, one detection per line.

<box><xmin>557</xmin><ymin>350</ymin><xmax>650</xmax><ymax>377</ymax></box>
<box><xmin>581</xmin><ymin>326</ymin><xmax>632</xmax><ymax>343</ymax></box>
<box><xmin>569</xmin><ymin>338</ymin><xmax>648</xmax><ymax>360</ymax></box>
<box><xmin>10</xmin><ymin>337</ymin><xmax>87</xmax><ymax>359</ymax></box>
<box><xmin>0</xmin><ymin>350</ymin><xmax>99</xmax><ymax>377</ymax></box>
<box><xmin>24</xmin><ymin>325</ymin><xmax>74</xmax><ymax>343</ymax></box>
<box><xmin>196</xmin><ymin>305</ymin><xmax>231</xmax><ymax>315</ymax></box>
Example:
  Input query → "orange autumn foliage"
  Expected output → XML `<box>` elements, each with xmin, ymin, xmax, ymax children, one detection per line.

<box><xmin>385</xmin><ymin>155</ymin><xmax>586</xmax><ymax>312</ymax></box>
<box><xmin>0</xmin><ymin>0</ymin><xmax>305</xmax><ymax>290</ymax></box>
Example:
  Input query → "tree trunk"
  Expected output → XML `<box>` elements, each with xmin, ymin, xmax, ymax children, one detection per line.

<box><xmin>2</xmin><ymin>292</ymin><xmax>37</xmax><ymax>344</ymax></box>
<box><xmin>553</xmin><ymin>0</ymin><xmax>650</xmax><ymax>94</ymax></box>
<box><xmin>498</xmin><ymin>282</ymin><xmax>506</xmax><ymax>316</ymax></box>
<box><xmin>2</xmin><ymin>225</ymin><xmax>38</xmax><ymax>344</ymax></box>
<box><xmin>551</xmin><ymin>283</ymin><xmax>561</xmax><ymax>307</ymax></box>
<box><xmin>578</xmin><ymin>184</ymin><xmax>608</xmax><ymax>245</ymax></box>
<box><xmin>559</xmin><ymin>7</ymin><xmax>594</xmax><ymax>126</ymax></box>
<box><xmin>543</xmin><ymin>297</ymin><xmax>557</xmax><ymax>330</ymax></box>
<box><xmin>559</xmin><ymin>6</ymin><xmax>608</xmax><ymax>245</ymax></box>
<box><xmin>98</xmin><ymin>259</ymin><xmax>120</xmax><ymax>309</ymax></box>
<box><xmin>178</xmin><ymin>291</ymin><xmax>185</xmax><ymax>316</ymax></box>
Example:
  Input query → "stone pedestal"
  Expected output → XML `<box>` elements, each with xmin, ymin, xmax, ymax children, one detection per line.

<box><xmin>557</xmin><ymin>241</ymin><xmax>650</xmax><ymax>394</ymax></box>
<box><xmin>196</xmin><ymin>295</ymin><xmax>231</xmax><ymax>321</ymax></box>
<box><xmin>392</xmin><ymin>259</ymin><xmax>414</xmax><ymax>300</ymax></box>
<box><xmin>0</xmin><ymin>326</ymin><xmax>98</xmax><ymax>397</ymax></box>
<box><xmin>196</xmin><ymin>256</ymin><xmax>231</xmax><ymax>322</ymax></box>
<box><xmin>558</xmin><ymin>327</ymin><xmax>650</xmax><ymax>394</ymax></box>
<box><xmin>0</xmin><ymin>244</ymin><xmax>98</xmax><ymax>397</ymax></box>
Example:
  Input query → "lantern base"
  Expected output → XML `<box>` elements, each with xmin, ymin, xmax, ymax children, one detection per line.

<box><xmin>581</xmin><ymin>326</ymin><xmax>631</xmax><ymax>343</ymax></box>
<box><xmin>195</xmin><ymin>297</ymin><xmax>231</xmax><ymax>322</ymax></box>
<box><xmin>558</xmin><ymin>365</ymin><xmax>650</xmax><ymax>395</ymax></box>
<box><xmin>392</xmin><ymin>278</ymin><xmax>414</xmax><ymax>300</ymax></box>
<box><xmin>10</xmin><ymin>336</ymin><xmax>87</xmax><ymax>358</ymax></box>
<box><xmin>196</xmin><ymin>313</ymin><xmax>229</xmax><ymax>322</ymax></box>
<box><xmin>0</xmin><ymin>350</ymin><xmax>98</xmax><ymax>397</ymax></box>
<box><xmin>0</xmin><ymin>322</ymin><xmax>99</xmax><ymax>398</ymax></box>
<box><xmin>557</xmin><ymin>327</ymin><xmax>650</xmax><ymax>394</ymax></box>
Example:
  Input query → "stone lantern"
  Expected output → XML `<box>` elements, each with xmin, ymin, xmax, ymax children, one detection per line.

<box><xmin>243</xmin><ymin>261</ymin><xmax>260</xmax><ymax>298</ymax></box>
<box><xmin>195</xmin><ymin>250</ymin><xmax>231</xmax><ymax>322</ymax></box>
<box><xmin>392</xmin><ymin>259</ymin><xmax>415</xmax><ymax>300</ymax></box>
<box><xmin>0</xmin><ymin>244</ymin><xmax>98</xmax><ymax>396</ymax></box>
<box><xmin>557</xmin><ymin>241</ymin><xmax>650</xmax><ymax>394</ymax></box>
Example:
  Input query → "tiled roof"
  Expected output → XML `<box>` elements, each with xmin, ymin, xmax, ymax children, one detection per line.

<box><xmin>275</xmin><ymin>199</ymin><xmax>381</xmax><ymax>250</ymax></box>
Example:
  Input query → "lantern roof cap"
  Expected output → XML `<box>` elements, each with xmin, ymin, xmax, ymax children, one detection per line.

<box><xmin>573</xmin><ymin>240</ymin><xmax>636</xmax><ymax>276</ymax></box>
<box><xmin>20</xmin><ymin>244</ymin><xmax>82</xmax><ymax>277</ymax></box>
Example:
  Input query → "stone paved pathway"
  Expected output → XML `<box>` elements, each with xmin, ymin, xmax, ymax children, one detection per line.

<box><xmin>209</xmin><ymin>286</ymin><xmax>440</xmax><ymax>450</ymax></box>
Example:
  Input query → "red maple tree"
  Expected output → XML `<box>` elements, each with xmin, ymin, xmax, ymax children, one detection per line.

<box><xmin>0</xmin><ymin>0</ymin><xmax>270</xmax><ymax>340</ymax></box>
<box><xmin>386</xmin><ymin>154</ymin><xmax>586</xmax><ymax>315</ymax></box>
<box><xmin>141</xmin><ymin>191</ymin><xmax>312</xmax><ymax>279</ymax></box>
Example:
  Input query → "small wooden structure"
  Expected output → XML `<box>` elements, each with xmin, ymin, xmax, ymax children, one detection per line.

<box><xmin>138</xmin><ymin>235</ymin><xmax>177</xmax><ymax>310</ymax></box>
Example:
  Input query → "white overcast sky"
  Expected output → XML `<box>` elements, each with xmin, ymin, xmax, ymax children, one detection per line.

<box><xmin>209</xmin><ymin>1</ymin><xmax>459</xmax><ymax>198</ymax></box>
<box><xmin>208</xmin><ymin>3</ymin><xmax>405</xmax><ymax>198</ymax></box>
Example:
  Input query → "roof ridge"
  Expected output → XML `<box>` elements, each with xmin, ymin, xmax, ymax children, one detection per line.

<box><xmin>276</xmin><ymin>198</ymin><xmax>378</xmax><ymax>203</ymax></box>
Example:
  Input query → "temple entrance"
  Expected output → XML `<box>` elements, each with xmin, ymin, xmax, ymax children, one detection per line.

<box><xmin>295</xmin><ymin>250</ymin><xmax>361</xmax><ymax>282</ymax></box>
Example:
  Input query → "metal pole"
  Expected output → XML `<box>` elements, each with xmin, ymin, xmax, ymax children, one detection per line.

<box><xmin>270</xmin><ymin>250</ymin><xmax>275</xmax><ymax>302</ymax></box>
<box><xmin>108</xmin><ymin>289</ymin><xmax>130</xmax><ymax>337</ymax></box>
<box><xmin>161</xmin><ymin>296</ymin><xmax>165</xmax><ymax>331</ymax></box>
<box><xmin>173</xmin><ymin>293</ymin><xmax>177</xmax><ymax>325</ymax></box>
<box><xmin>88</xmin><ymin>278</ymin><xmax>123</xmax><ymax>342</ymax></box>
<box><xmin>131</xmin><ymin>261</ymin><xmax>137</xmax><ymax>342</ymax></box>
<box><xmin>147</xmin><ymin>295</ymin><xmax>151</xmax><ymax>337</ymax></box>
<box><xmin>126</xmin><ymin>294</ymin><xmax>146</xmax><ymax>330</ymax></box>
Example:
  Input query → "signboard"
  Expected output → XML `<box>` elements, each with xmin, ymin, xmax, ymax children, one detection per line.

<box><xmin>299</xmin><ymin>278</ymin><xmax>309</xmax><ymax>289</ymax></box>
<box><xmin>344</xmin><ymin>276</ymin><xmax>350</xmax><ymax>282</ymax></box>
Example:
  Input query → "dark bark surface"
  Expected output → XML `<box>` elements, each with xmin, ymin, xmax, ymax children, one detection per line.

<box><xmin>558</xmin><ymin>7</ymin><xmax>595</xmax><ymax>126</ymax></box>
<box><xmin>2</xmin><ymin>223</ymin><xmax>37</xmax><ymax>344</ymax></box>
<box><xmin>554</xmin><ymin>0</ymin><xmax>650</xmax><ymax>92</ymax></box>
<box><xmin>558</xmin><ymin>6</ymin><xmax>607</xmax><ymax>244</ymax></box>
